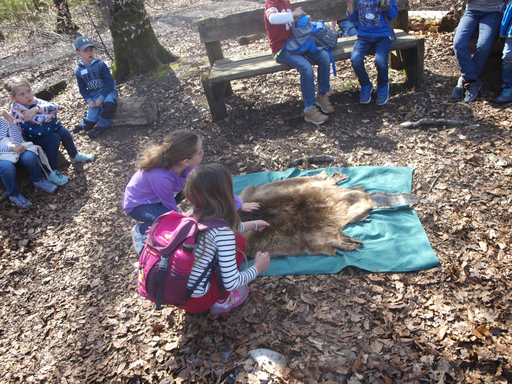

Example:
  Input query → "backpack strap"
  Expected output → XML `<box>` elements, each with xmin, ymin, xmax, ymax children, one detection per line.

<box><xmin>154</xmin><ymin>253</ymin><xmax>171</xmax><ymax>310</ymax></box>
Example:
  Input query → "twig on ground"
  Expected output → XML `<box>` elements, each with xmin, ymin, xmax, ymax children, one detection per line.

<box><xmin>400</xmin><ymin>118</ymin><xmax>469</xmax><ymax>129</ymax></box>
<box><xmin>427</xmin><ymin>169</ymin><xmax>444</xmax><ymax>196</ymax></box>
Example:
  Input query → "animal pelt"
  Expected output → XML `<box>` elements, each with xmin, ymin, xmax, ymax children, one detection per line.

<box><xmin>239</xmin><ymin>170</ymin><xmax>419</xmax><ymax>259</ymax></box>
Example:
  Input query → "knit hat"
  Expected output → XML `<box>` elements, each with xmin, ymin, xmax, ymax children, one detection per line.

<box><xmin>74</xmin><ymin>36</ymin><xmax>95</xmax><ymax>50</ymax></box>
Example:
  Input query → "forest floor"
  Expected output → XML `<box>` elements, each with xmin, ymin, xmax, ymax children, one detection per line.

<box><xmin>0</xmin><ymin>0</ymin><xmax>511</xmax><ymax>383</ymax></box>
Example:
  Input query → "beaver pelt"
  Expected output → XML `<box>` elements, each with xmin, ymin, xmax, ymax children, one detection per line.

<box><xmin>238</xmin><ymin>170</ymin><xmax>419</xmax><ymax>259</ymax></box>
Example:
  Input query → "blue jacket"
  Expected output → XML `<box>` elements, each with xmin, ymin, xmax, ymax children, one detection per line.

<box><xmin>347</xmin><ymin>0</ymin><xmax>399</xmax><ymax>38</ymax></box>
<box><xmin>75</xmin><ymin>59</ymin><xmax>116</xmax><ymax>104</ymax></box>
<box><xmin>501</xmin><ymin>0</ymin><xmax>512</xmax><ymax>38</ymax></box>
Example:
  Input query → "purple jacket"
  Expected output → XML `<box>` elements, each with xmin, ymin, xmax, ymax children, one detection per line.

<box><xmin>122</xmin><ymin>166</ymin><xmax>243</xmax><ymax>213</ymax></box>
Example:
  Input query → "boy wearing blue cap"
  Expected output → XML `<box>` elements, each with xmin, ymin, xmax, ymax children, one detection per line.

<box><xmin>73</xmin><ymin>36</ymin><xmax>118</xmax><ymax>139</ymax></box>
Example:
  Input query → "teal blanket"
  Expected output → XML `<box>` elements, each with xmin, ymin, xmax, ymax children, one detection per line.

<box><xmin>233</xmin><ymin>167</ymin><xmax>439</xmax><ymax>276</ymax></box>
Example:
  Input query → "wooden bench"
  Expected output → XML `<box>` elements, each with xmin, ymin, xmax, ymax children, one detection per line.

<box><xmin>198</xmin><ymin>0</ymin><xmax>425</xmax><ymax>122</ymax></box>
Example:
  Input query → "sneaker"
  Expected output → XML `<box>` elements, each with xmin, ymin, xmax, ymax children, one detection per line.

<box><xmin>70</xmin><ymin>152</ymin><xmax>95</xmax><ymax>164</ymax></box>
<box><xmin>9</xmin><ymin>194</ymin><xmax>33</xmax><ymax>208</ymax></box>
<box><xmin>304</xmin><ymin>105</ymin><xmax>328</xmax><ymax>125</ymax></box>
<box><xmin>87</xmin><ymin>126</ymin><xmax>105</xmax><ymax>139</ymax></box>
<box><xmin>33</xmin><ymin>179</ymin><xmax>57</xmax><ymax>193</ymax></box>
<box><xmin>210</xmin><ymin>285</ymin><xmax>249</xmax><ymax>315</ymax></box>
<box><xmin>376</xmin><ymin>83</ymin><xmax>390</xmax><ymax>106</ymax></box>
<box><xmin>359</xmin><ymin>84</ymin><xmax>373</xmax><ymax>104</ymax></box>
<box><xmin>464</xmin><ymin>79</ymin><xmax>483</xmax><ymax>103</ymax></box>
<box><xmin>452</xmin><ymin>76</ymin><xmax>464</xmax><ymax>99</ymax></box>
<box><xmin>132</xmin><ymin>224</ymin><xmax>144</xmax><ymax>255</ymax></box>
<box><xmin>497</xmin><ymin>86</ymin><xmax>512</xmax><ymax>103</ymax></box>
<box><xmin>48</xmin><ymin>170</ymin><xmax>69</xmax><ymax>185</ymax></box>
<box><xmin>72</xmin><ymin>124</ymin><xmax>84</xmax><ymax>134</ymax></box>
<box><xmin>315</xmin><ymin>94</ymin><xmax>335</xmax><ymax>114</ymax></box>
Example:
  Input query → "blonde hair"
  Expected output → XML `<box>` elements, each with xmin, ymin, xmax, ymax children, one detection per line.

<box><xmin>137</xmin><ymin>130</ymin><xmax>200</xmax><ymax>172</ymax></box>
<box><xmin>184</xmin><ymin>164</ymin><xmax>240</xmax><ymax>232</ymax></box>
<box><xmin>4</xmin><ymin>77</ymin><xmax>31</xmax><ymax>108</ymax></box>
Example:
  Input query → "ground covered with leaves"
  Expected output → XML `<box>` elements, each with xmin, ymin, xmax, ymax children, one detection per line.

<box><xmin>0</xmin><ymin>0</ymin><xmax>511</xmax><ymax>382</ymax></box>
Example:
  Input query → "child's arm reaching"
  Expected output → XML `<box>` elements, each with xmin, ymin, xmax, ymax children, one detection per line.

<box><xmin>240</xmin><ymin>202</ymin><xmax>260</xmax><ymax>212</ymax></box>
<box><xmin>241</xmin><ymin>220</ymin><xmax>270</xmax><ymax>233</ymax></box>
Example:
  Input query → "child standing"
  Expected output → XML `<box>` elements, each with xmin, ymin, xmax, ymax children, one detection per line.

<box><xmin>0</xmin><ymin>110</ymin><xmax>57</xmax><ymax>207</ymax></box>
<box><xmin>123</xmin><ymin>130</ymin><xmax>259</xmax><ymax>255</ymax></box>
<box><xmin>265</xmin><ymin>0</ymin><xmax>335</xmax><ymax>125</ymax></box>
<box><xmin>73</xmin><ymin>36</ymin><xmax>118</xmax><ymax>139</ymax></box>
<box><xmin>4</xmin><ymin>77</ymin><xmax>95</xmax><ymax>186</ymax></box>
<box><xmin>348</xmin><ymin>0</ymin><xmax>399</xmax><ymax>105</ymax></box>
<box><xmin>177</xmin><ymin>163</ymin><xmax>271</xmax><ymax>314</ymax></box>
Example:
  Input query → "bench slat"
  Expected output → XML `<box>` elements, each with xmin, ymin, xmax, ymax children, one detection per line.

<box><xmin>209</xmin><ymin>30</ymin><xmax>419</xmax><ymax>83</ymax></box>
<box><xmin>198</xmin><ymin>0</ymin><xmax>409</xmax><ymax>44</ymax></box>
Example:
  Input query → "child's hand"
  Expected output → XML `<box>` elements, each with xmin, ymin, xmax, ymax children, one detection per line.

<box><xmin>22</xmin><ymin>107</ymin><xmax>38</xmax><ymax>122</ymax></box>
<box><xmin>292</xmin><ymin>6</ymin><xmax>306</xmax><ymax>19</ymax></box>
<box><xmin>253</xmin><ymin>220</ymin><xmax>269</xmax><ymax>232</ymax></box>
<box><xmin>253</xmin><ymin>251</ymin><xmax>270</xmax><ymax>274</ymax></box>
<box><xmin>240</xmin><ymin>202</ymin><xmax>260</xmax><ymax>212</ymax></box>
<box><xmin>94</xmin><ymin>99</ymin><xmax>102</xmax><ymax>107</ymax></box>
<box><xmin>0</xmin><ymin>110</ymin><xmax>14</xmax><ymax>125</ymax></box>
<box><xmin>10</xmin><ymin>143</ymin><xmax>26</xmax><ymax>154</ymax></box>
<box><xmin>88</xmin><ymin>101</ymin><xmax>97</xmax><ymax>108</ymax></box>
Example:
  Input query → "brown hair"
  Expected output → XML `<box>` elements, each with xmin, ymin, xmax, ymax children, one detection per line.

<box><xmin>3</xmin><ymin>77</ymin><xmax>31</xmax><ymax>108</ymax></box>
<box><xmin>137</xmin><ymin>130</ymin><xmax>199</xmax><ymax>172</ymax></box>
<box><xmin>183</xmin><ymin>163</ymin><xmax>240</xmax><ymax>232</ymax></box>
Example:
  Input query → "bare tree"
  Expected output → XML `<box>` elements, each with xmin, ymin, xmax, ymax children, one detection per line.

<box><xmin>54</xmin><ymin>0</ymin><xmax>78</xmax><ymax>34</ymax></box>
<box><xmin>100</xmin><ymin>0</ymin><xmax>178</xmax><ymax>82</ymax></box>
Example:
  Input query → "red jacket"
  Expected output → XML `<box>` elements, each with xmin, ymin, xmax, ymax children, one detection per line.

<box><xmin>265</xmin><ymin>0</ymin><xmax>294</xmax><ymax>56</ymax></box>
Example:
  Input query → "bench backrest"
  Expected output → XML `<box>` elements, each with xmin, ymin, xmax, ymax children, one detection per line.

<box><xmin>198</xmin><ymin>0</ymin><xmax>410</xmax><ymax>64</ymax></box>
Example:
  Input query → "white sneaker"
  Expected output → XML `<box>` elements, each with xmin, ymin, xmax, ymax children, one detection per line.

<box><xmin>132</xmin><ymin>224</ymin><xmax>144</xmax><ymax>255</ymax></box>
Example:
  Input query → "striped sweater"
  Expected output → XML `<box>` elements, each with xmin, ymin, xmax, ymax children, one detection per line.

<box><xmin>0</xmin><ymin>117</ymin><xmax>24</xmax><ymax>152</ymax></box>
<box><xmin>187</xmin><ymin>227</ymin><xmax>258</xmax><ymax>297</ymax></box>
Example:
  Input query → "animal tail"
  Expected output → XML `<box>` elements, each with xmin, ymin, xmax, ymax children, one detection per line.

<box><xmin>370</xmin><ymin>192</ymin><xmax>420</xmax><ymax>208</ymax></box>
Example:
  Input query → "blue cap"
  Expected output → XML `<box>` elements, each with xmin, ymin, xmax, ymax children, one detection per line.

<box><xmin>297</xmin><ymin>14</ymin><xmax>310</xmax><ymax>28</ymax></box>
<box><xmin>74</xmin><ymin>36</ymin><xmax>95</xmax><ymax>50</ymax></box>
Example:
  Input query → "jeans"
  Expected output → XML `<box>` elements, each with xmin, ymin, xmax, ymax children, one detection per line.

<box><xmin>276</xmin><ymin>48</ymin><xmax>331</xmax><ymax>109</ymax></box>
<box><xmin>502</xmin><ymin>23</ymin><xmax>512</xmax><ymax>87</ymax></box>
<box><xmin>0</xmin><ymin>151</ymin><xmax>43</xmax><ymax>197</ymax></box>
<box><xmin>453</xmin><ymin>10</ymin><xmax>502</xmax><ymax>82</ymax></box>
<box><xmin>32</xmin><ymin>127</ymin><xmax>77</xmax><ymax>170</ymax></box>
<box><xmin>84</xmin><ymin>90</ymin><xmax>118</xmax><ymax>128</ymax></box>
<box><xmin>128</xmin><ymin>203</ymin><xmax>170</xmax><ymax>235</ymax></box>
<box><xmin>351</xmin><ymin>35</ymin><xmax>393</xmax><ymax>87</ymax></box>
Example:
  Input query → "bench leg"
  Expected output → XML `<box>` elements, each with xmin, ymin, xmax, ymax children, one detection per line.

<box><xmin>403</xmin><ymin>37</ymin><xmax>425</xmax><ymax>88</ymax></box>
<box><xmin>202</xmin><ymin>76</ymin><xmax>228</xmax><ymax>122</ymax></box>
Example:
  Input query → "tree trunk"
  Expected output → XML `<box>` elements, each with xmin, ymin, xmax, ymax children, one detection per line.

<box><xmin>108</xmin><ymin>0</ymin><xmax>178</xmax><ymax>82</ymax></box>
<box><xmin>54</xmin><ymin>0</ymin><xmax>78</xmax><ymax>34</ymax></box>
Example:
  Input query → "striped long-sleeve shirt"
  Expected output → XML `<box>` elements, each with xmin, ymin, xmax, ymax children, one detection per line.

<box><xmin>187</xmin><ymin>227</ymin><xmax>258</xmax><ymax>297</ymax></box>
<box><xmin>0</xmin><ymin>117</ymin><xmax>24</xmax><ymax>152</ymax></box>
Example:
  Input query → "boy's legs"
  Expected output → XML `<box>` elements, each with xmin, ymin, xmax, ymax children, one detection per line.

<box><xmin>306</xmin><ymin>49</ymin><xmax>334</xmax><ymax>113</ymax></box>
<box><xmin>56</xmin><ymin>127</ymin><xmax>78</xmax><ymax>159</ymax></box>
<box><xmin>351</xmin><ymin>36</ymin><xmax>373</xmax><ymax>86</ymax></box>
<box><xmin>97</xmin><ymin>90</ymin><xmax>118</xmax><ymax>129</ymax></box>
<box><xmin>374</xmin><ymin>37</ymin><xmax>393</xmax><ymax>105</ymax></box>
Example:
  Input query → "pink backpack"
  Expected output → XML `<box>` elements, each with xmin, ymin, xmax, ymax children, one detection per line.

<box><xmin>137</xmin><ymin>211</ymin><xmax>226</xmax><ymax>309</ymax></box>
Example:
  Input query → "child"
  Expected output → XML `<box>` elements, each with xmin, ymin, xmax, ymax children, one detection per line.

<box><xmin>73</xmin><ymin>36</ymin><xmax>118</xmax><ymax>139</ymax></box>
<box><xmin>122</xmin><ymin>130</ymin><xmax>260</xmax><ymax>255</ymax></box>
<box><xmin>4</xmin><ymin>77</ymin><xmax>95</xmax><ymax>186</ymax></box>
<box><xmin>0</xmin><ymin>110</ymin><xmax>57</xmax><ymax>208</ymax></box>
<box><xmin>348</xmin><ymin>0</ymin><xmax>399</xmax><ymax>105</ymax></box>
<box><xmin>265</xmin><ymin>0</ymin><xmax>334</xmax><ymax>125</ymax></box>
<box><xmin>452</xmin><ymin>0</ymin><xmax>504</xmax><ymax>103</ymax></box>
<box><xmin>177</xmin><ymin>163</ymin><xmax>271</xmax><ymax>314</ymax></box>
<box><xmin>497</xmin><ymin>0</ymin><xmax>512</xmax><ymax>103</ymax></box>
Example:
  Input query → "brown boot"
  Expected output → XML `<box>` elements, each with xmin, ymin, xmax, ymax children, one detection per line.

<box><xmin>304</xmin><ymin>105</ymin><xmax>328</xmax><ymax>125</ymax></box>
<box><xmin>316</xmin><ymin>94</ymin><xmax>335</xmax><ymax>113</ymax></box>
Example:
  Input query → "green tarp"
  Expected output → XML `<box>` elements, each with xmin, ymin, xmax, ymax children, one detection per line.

<box><xmin>233</xmin><ymin>167</ymin><xmax>439</xmax><ymax>276</ymax></box>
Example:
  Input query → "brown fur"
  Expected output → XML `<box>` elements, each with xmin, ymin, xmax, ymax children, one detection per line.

<box><xmin>239</xmin><ymin>171</ymin><xmax>375</xmax><ymax>259</ymax></box>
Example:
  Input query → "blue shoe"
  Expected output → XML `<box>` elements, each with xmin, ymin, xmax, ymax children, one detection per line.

<box><xmin>33</xmin><ymin>179</ymin><xmax>57</xmax><ymax>193</ymax></box>
<box><xmin>464</xmin><ymin>79</ymin><xmax>483</xmax><ymax>103</ymax></box>
<box><xmin>452</xmin><ymin>76</ymin><xmax>464</xmax><ymax>99</ymax></box>
<box><xmin>497</xmin><ymin>86</ymin><xmax>512</xmax><ymax>103</ymax></box>
<box><xmin>70</xmin><ymin>152</ymin><xmax>95</xmax><ymax>164</ymax></box>
<box><xmin>359</xmin><ymin>84</ymin><xmax>373</xmax><ymax>104</ymax></box>
<box><xmin>376</xmin><ymin>83</ymin><xmax>390</xmax><ymax>106</ymax></box>
<box><xmin>48</xmin><ymin>170</ymin><xmax>69</xmax><ymax>185</ymax></box>
<box><xmin>9</xmin><ymin>194</ymin><xmax>33</xmax><ymax>208</ymax></box>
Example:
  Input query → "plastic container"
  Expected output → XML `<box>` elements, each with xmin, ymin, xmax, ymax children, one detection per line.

<box><xmin>170</xmin><ymin>243</ymin><xmax>195</xmax><ymax>276</ymax></box>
